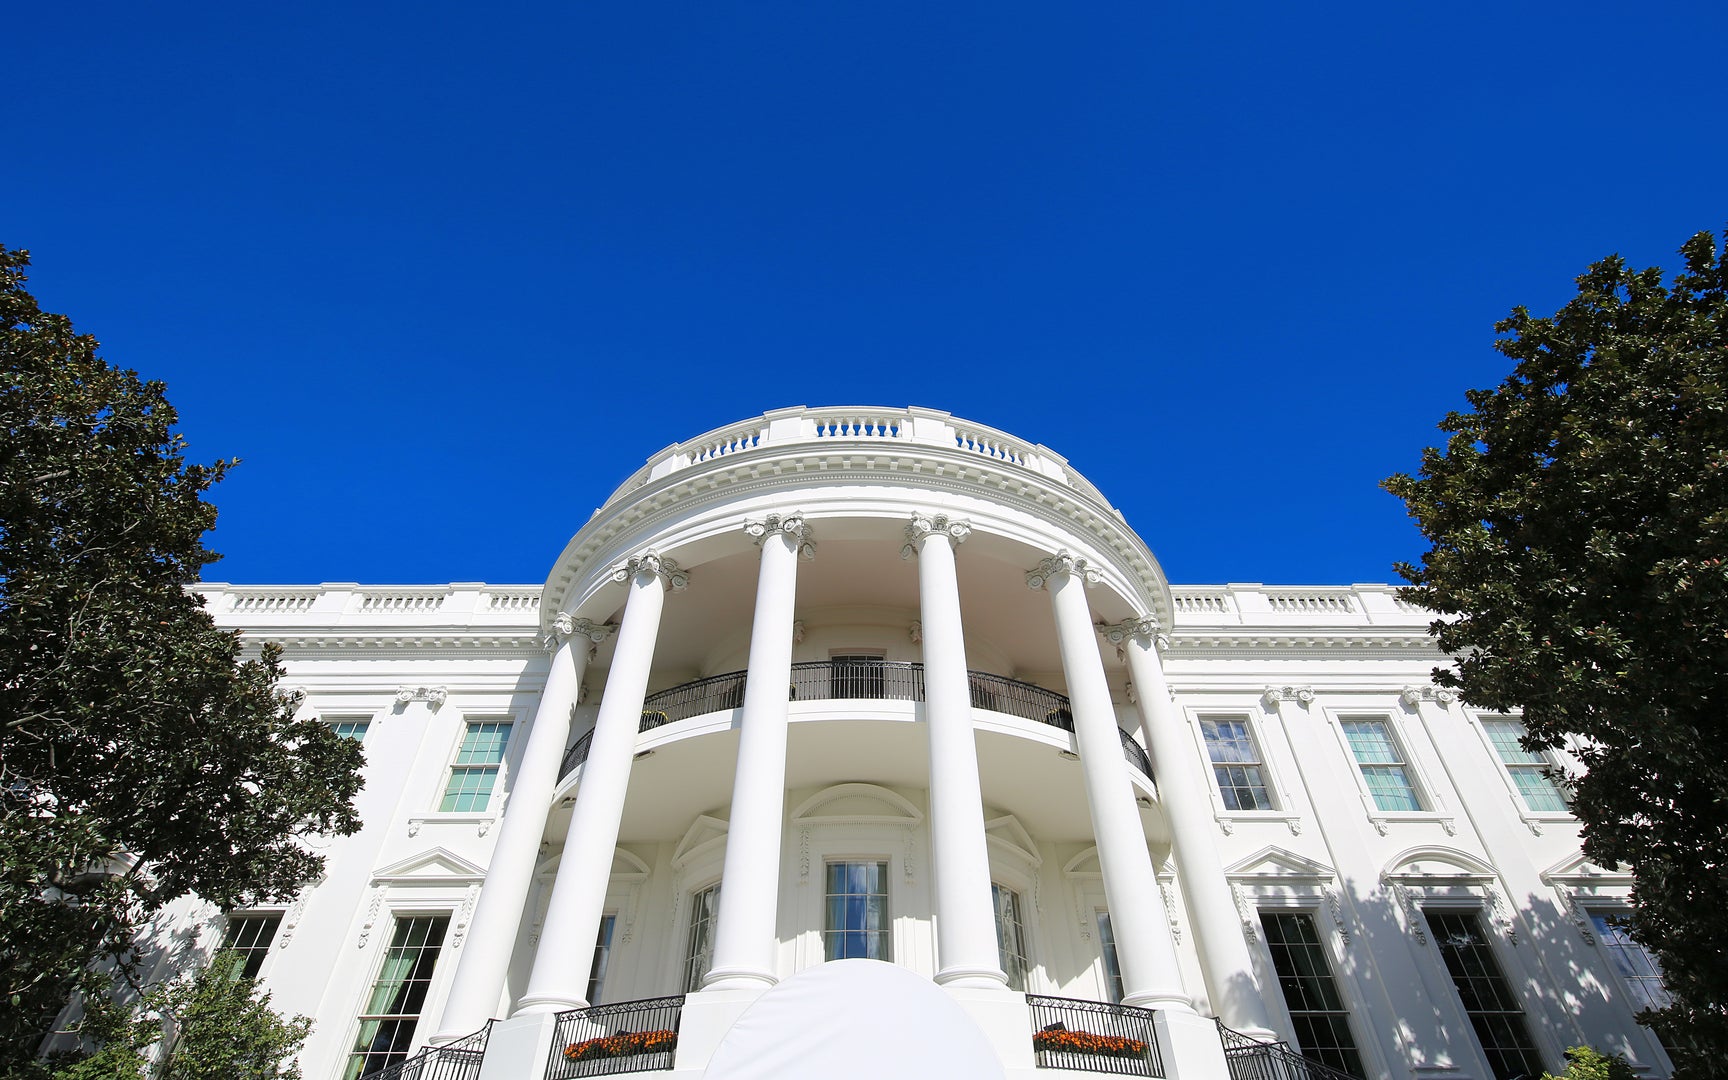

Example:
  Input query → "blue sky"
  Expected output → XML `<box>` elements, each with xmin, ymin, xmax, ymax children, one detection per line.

<box><xmin>10</xmin><ymin>2</ymin><xmax>1726</xmax><ymax>586</ymax></box>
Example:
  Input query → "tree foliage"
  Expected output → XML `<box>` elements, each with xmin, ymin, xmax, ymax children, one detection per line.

<box><xmin>1386</xmin><ymin>229</ymin><xmax>1728</xmax><ymax>1072</ymax></box>
<box><xmin>0</xmin><ymin>246</ymin><xmax>364</xmax><ymax>1070</ymax></box>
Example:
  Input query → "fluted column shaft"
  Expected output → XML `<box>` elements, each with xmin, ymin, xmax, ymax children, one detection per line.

<box><xmin>1117</xmin><ymin>622</ymin><xmax>1275</xmax><ymax>1035</ymax></box>
<box><xmin>909</xmin><ymin>514</ymin><xmax>1009</xmax><ymax>989</ymax></box>
<box><xmin>1032</xmin><ymin>554</ymin><xmax>1189</xmax><ymax>1010</ymax></box>
<box><xmin>517</xmin><ymin>556</ymin><xmax>681</xmax><ymax>1013</ymax></box>
<box><xmin>435</xmin><ymin>620</ymin><xmax>604</xmax><ymax>1037</ymax></box>
<box><xmin>704</xmin><ymin>516</ymin><xmax>811</xmax><ymax>990</ymax></box>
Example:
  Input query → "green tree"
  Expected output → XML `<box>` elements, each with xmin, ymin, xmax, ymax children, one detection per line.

<box><xmin>1386</xmin><ymin>228</ymin><xmax>1728</xmax><ymax>1073</ymax></box>
<box><xmin>1542</xmin><ymin>1046</ymin><xmax>1638</xmax><ymax>1080</ymax></box>
<box><xmin>0</xmin><ymin>246</ymin><xmax>364</xmax><ymax>1071</ymax></box>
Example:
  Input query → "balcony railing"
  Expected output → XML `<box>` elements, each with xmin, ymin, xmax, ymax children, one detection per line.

<box><xmin>367</xmin><ymin>1022</ymin><xmax>492</xmax><ymax>1080</ymax></box>
<box><xmin>559</xmin><ymin>662</ymin><xmax>1158</xmax><ymax>783</ymax></box>
<box><xmin>1027</xmin><ymin>994</ymin><xmax>1164</xmax><ymax>1077</ymax></box>
<box><xmin>546</xmin><ymin>996</ymin><xmax>684</xmax><ymax>1078</ymax></box>
<box><xmin>1216</xmin><ymin>1022</ymin><xmax>1362</xmax><ymax>1080</ymax></box>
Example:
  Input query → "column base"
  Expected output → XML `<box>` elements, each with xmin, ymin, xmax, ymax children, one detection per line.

<box><xmin>701</xmin><ymin>966</ymin><xmax>778</xmax><ymax>991</ymax></box>
<box><xmin>934</xmin><ymin>965</ymin><xmax>1011</xmax><ymax>990</ymax></box>
<box><xmin>513</xmin><ymin>992</ymin><xmax>585</xmax><ymax>1015</ymax></box>
<box><xmin>1123</xmin><ymin>989</ymin><xmax>1195</xmax><ymax>1012</ymax></box>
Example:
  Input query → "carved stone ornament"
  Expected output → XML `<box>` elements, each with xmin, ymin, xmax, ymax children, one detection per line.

<box><xmin>792</xmin><ymin>620</ymin><xmax>807</xmax><ymax>644</ymax></box>
<box><xmin>745</xmin><ymin>512</ymin><xmax>817</xmax><ymax>559</ymax></box>
<box><xmin>1025</xmin><ymin>549</ymin><xmax>1101</xmax><ymax>590</ymax></box>
<box><xmin>1325</xmin><ymin>887</ymin><xmax>1352</xmax><ymax>948</ymax></box>
<box><xmin>546</xmin><ymin>613</ymin><xmax>616</xmax><ymax>651</ymax></box>
<box><xmin>1388</xmin><ymin>880</ymin><xmax>1427</xmax><ymax>946</ymax></box>
<box><xmin>900</xmin><ymin>512</ymin><xmax>972</xmax><ymax>558</ymax></box>
<box><xmin>1262</xmin><ymin>685</ymin><xmax>1316</xmax><ymax>708</ymax></box>
<box><xmin>612</xmin><ymin>550</ymin><xmax>689</xmax><ymax>590</ymax></box>
<box><xmin>278</xmin><ymin>686</ymin><xmax>308</xmax><ymax>707</ymax></box>
<box><xmin>1401</xmin><ymin>684</ymin><xmax>1459</xmax><ymax>708</ymax></box>
<box><xmin>394</xmin><ymin>686</ymin><xmax>448</xmax><ymax>708</ymax></box>
<box><xmin>1159</xmin><ymin>880</ymin><xmax>1183</xmax><ymax>945</ymax></box>
<box><xmin>1098</xmin><ymin>616</ymin><xmax>1167</xmax><ymax>652</ymax></box>
<box><xmin>1231</xmin><ymin>882</ymin><xmax>1258</xmax><ymax>943</ymax></box>
<box><xmin>908</xmin><ymin>620</ymin><xmax>922</xmax><ymax>644</ymax></box>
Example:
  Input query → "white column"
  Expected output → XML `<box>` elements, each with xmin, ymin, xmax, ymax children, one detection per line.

<box><xmin>434</xmin><ymin>615</ymin><xmax>612</xmax><ymax>1038</ymax></box>
<box><xmin>703</xmin><ymin>513</ymin><xmax>814</xmax><ymax>990</ymax></box>
<box><xmin>516</xmin><ymin>552</ymin><xmax>686</xmax><ymax>1013</ymax></box>
<box><xmin>1028</xmin><ymin>551</ymin><xmax>1189</xmax><ymax>1010</ymax></box>
<box><xmin>906</xmin><ymin>513</ymin><xmax>1009</xmax><ymax>989</ymax></box>
<box><xmin>1109</xmin><ymin>618</ymin><xmax>1276</xmax><ymax>1036</ymax></box>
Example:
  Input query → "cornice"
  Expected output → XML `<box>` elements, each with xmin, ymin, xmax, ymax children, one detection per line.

<box><xmin>545</xmin><ymin>448</ymin><xmax>1171</xmax><ymax>627</ymax></box>
<box><xmin>232</xmin><ymin>629</ymin><xmax>543</xmax><ymax>659</ymax></box>
<box><xmin>1161</xmin><ymin>630</ymin><xmax>1448</xmax><ymax>661</ymax></box>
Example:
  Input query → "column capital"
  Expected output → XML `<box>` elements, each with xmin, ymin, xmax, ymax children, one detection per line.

<box><xmin>1025</xmin><ymin>549</ymin><xmax>1100</xmax><ymax>590</ymax></box>
<box><xmin>1098</xmin><ymin>616</ymin><xmax>1168</xmax><ymax>651</ymax></box>
<box><xmin>900</xmin><ymin>512</ymin><xmax>971</xmax><ymax>558</ymax></box>
<box><xmin>744</xmin><ymin>512</ymin><xmax>816</xmax><ymax>559</ymax></box>
<box><xmin>546</xmin><ymin>613</ymin><xmax>616</xmax><ymax>651</ymax></box>
<box><xmin>1262</xmin><ymin>685</ymin><xmax>1316</xmax><ymax>708</ymax></box>
<box><xmin>611</xmin><ymin>550</ymin><xmax>689</xmax><ymax>590</ymax></box>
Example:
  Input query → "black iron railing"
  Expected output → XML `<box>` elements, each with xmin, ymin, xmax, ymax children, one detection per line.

<box><xmin>1119</xmin><ymin>727</ymin><xmax>1154</xmax><ymax>781</ymax></box>
<box><xmin>557</xmin><ymin>662</ymin><xmax>1146</xmax><ymax>780</ymax></box>
<box><xmin>367</xmin><ymin>1021</ymin><xmax>492</xmax><ymax>1080</ymax></box>
<box><xmin>1027</xmin><ymin>994</ymin><xmax>1163</xmax><ymax>1077</ymax></box>
<box><xmin>1216</xmin><ymin>1021</ymin><xmax>1362</xmax><ymax>1080</ymax></box>
<box><xmin>546</xmin><ymin>995</ymin><xmax>685</xmax><ymax>1079</ymax></box>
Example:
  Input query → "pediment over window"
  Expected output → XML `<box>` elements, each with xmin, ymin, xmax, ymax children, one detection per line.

<box><xmin>983</xmin><ymin>814</ymin><xmax>1040</xmax><ymax>868</ymax></box>
<box><xmin>1223</xmin><ymin>845</ymin><xmax>1336</xmax><ymax>883</ymax></box>
<box><xmin>1062</xmin><ymin>847</ymin><xmax>1102</xmax><ymax>880</ymax></box>
<box><xmin>1542</xmin><ymin>850</ymin><xmax>1627</xmax><ymax>884</ymax></box>
<box><xmin>611</xmin><ymin>847</ymin><xmax>651</xmax><ymax>884</ymax></box>
<box><xmin>673</xmin><ymin>815</ymin><xmax>730</xmax><ymax>869</ymax></box>
<box><xmin>791</xmin><ymin>783</ymin><xmax>922</xmax><ymax>825</ymax></box>
<box><xmin>371</xmin><ymin>847</ymin><xmax>487</xmax><ymax>885</ymax></box>
<box><xmin>1382</xmin><ymin>846</ymin><xmax>1497</xmax><ymax>883</ymax></box>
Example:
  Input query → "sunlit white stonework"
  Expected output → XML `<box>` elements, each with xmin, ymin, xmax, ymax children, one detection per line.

<box><xmin>166</xmin><ymin>407</ymin><xmax>1668</xmax><ymax>1079</ymax></box>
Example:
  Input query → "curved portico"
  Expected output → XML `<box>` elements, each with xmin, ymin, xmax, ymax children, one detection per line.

<box><xmin>433</xmin><ymin>406</ymin><xmax>1269</xmax><ymax>1062</ymax></box>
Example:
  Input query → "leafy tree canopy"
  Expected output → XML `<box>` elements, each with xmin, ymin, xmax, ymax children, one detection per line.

<box><xmin>1386</xmin><ymin>229</ymin><xmax>1728</xmax><ymax>1071</ymax></box>
<box><xmin>0</xmin><ymin>246</ymin><xmax>363</xmax><ymax>1071</ymax></box>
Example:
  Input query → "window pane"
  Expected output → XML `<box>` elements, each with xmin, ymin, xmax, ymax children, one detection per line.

<box><xmin>1202</xmin><ymin>718</ymin><xmax>1275</xmax><ymax>810</ymax></box>
<box><xmin>1261</xmin><ymin>913</ymin><xmax>1365</xmax><ymax>1078</ymax></box>
<box><xmin>1342</xmin><ymin>720</ymin><xmax>1425</xmax><ymax>811</ymax></box>
<box><xmin>685</xmin><ymin>885</ymin><xmax>720</xmax><ymax>992</ymax></box>
<box><xmin>1484</xmin><ymin>720</ymin><xmax>1569</xmax><ymax>812</ymax></box>
<box><xmin>1424</xmin><ymin>910</ymin><xmax>1544</xmax><ymax>1080</ymax></box>
<box><xmin>329</xmin><ymin>720</ymin><xmax>370</xmax><ymax>742</ymax></box>
<box><xmin>221</xmin><ymin>914</ymin><xmax>281</xmax><ymax>980</ymax></box>
<box><xmin>824</xmin><ymin>862</ymin><xmax>889</xmax><ymax>962</ymax></box>
<box><xmin>344</xmin><ymin>915</ymin><xmax>448</xmax><ymax>1080</ymax></box>
<box><xmin>993</xmin><ymin>884</ymin><xmax>1029</xmax><ymax>991</ymax></box>
<box><xmin>1096</xmin><ymin>910</ymin><xmax>1124</xmax><ymax>1004</ymax></box>
<box><xmin>1589</xmin><ymin>912</ymin><xmax>1673</xmax><ymax>1014</ymax></box>
<box><xmin>440</xmin><ymin>723</ymin><xmax>512</xmax><ymax>812</ymax></box>
<box><xmin>587</xmin><ymin>915</ymin><xmax>615</xmax><ymax>1005</ymax></box>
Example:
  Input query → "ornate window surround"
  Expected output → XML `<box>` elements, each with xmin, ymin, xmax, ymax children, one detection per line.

<box><xmin>788</xmin><ymin>784</ymin><xmax>924</xmax><ymax>973</ymax></box>
<box><xmin>1322</xmin><ymin>707</ymin><xmax>1454</xmax><ymax>835</ymax></box>
<box><xmin>1461</xmin><ymin>710</ymin><xmax>1577</xmax><ymax>837</ymax></box>
<box><xmin>984</xmin><ymin>813</ymin><xmax>1043</xmax><ymax>992</ymax></box>
<box><xmin>668</xmin><ymin>815</ymin><xmax>729</xmax><ymax>989</ymax></box>
<box><xmin>413</xmin><ymin>708</ymin><xmax>525</xmax><ymax>837</ymax></box>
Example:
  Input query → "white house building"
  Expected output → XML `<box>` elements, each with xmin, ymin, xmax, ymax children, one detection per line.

<box><xmin>167</xmin><ymin>406</ymin><xmax>1671</xmax><ymax>1080</ymax></box>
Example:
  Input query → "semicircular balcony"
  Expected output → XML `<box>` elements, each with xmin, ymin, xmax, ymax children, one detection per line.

<box><xmin>558</xmin><ymin>658</ymin><xmax>1154</xmax><ymax>784</ymax></box>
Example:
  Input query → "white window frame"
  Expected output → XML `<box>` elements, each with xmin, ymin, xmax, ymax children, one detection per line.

<box><xmin>412</xmin><ymin>713</ymin><xmax>521</xmax><ymax>835</ymax></box>
<box><xmin>1325</xmin><ymin>711</ymin><xmax>1447</xmax><ymax>831</ymax></box>
<box><xmin>1416</xmin><ymin>900</ymin><xmax>1555</xmax><ymax>1079</ymax></box>
<box><xmin>339</xmin><ymin>907</ymin><xmax>458</xmax><ymax>1079</ymax></box>
<box><xmin>984</xmin><ymin>813</ymin><xmax>1043</xmax><ymax>993</ymax></box>
<box><xmin>323</xmin><ymin>716</ymin><xmax>373</xmax><ymax>743</ymax></box>
<box><xmin>1191</xmin><ymin>711</ymin><xmax>1304</xmax><ymax>836</ymax></box>
<box><xmin>1467</xmin><ymin>712</ymin><xmax>1575</xmax><ymax>833</ymax></box>
<box><xmin>788</xmin><ymin>785</ymin><xmax>922</xmax><ymax>975</ymax></box>
<box><xmin>1252</xmin><ymin>905</ymin><xmax>1373</xmax><ymax>1078</ymax></box>
<box><xmin>683</xmin><ymin>881</ymin><xmax>723</xmax><ymax>991</ymax></box>
<box><xmin>219</xmin><ymin>909</ymin><xmax>286</xmax><ymax>982</ymax></box>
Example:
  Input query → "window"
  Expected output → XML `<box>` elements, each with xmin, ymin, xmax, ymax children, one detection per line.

<box><xmin>1095</xmin><ymin>910</ymin><xmax>1124</xmax><ymax>1003</ymax></box>
<box><xmin>343</xmin><ymin>915</ymin><xmax>449</xmax><ymax>1080</ymax></box>
<box><xmin>992</xmin><ymin>884</ymin><xmax>1030</xmax><ymax>991</ymax></box>
<box><xmin>327</xmin><ymin>718</ymin><xmax>370</xmax><ymax>742</ymax></box>
<box><xmin>1424</xmin><ymin>910</ymin><xmax>1544</xmax><ymax>1080</ymax></box>
<box><xmin>1588</xmin><ymin>912</ymin><xmax>1671</xmax><ymax>1013</ymax></box>
<box><xmin>830</xmin><ymin>654</ymin><xmax>886</xmax><ymax>699</ymax></box>
<box><xmin>824</xmin><ymin>861</ymin><xmax>890</xmax><ymax>961</ymax></box>
<box><xmin>685</xmin><ymin>884</ymin><xmax>721</xmax><ymax>991</ymax></box>
<box><xmin>439</xmin><ymin>721</ymin><xmax>511</xmax><ymax>813</ymax></box>
<box><xmin>1341</xmin><ymin>719</ymin><xmax>1424</xmax><ymax>811</ymax></box>
<box><xmin>221</xmin><ymin>914</ymin><xmax>281</xmax><ymax>980</ymax></box>
<box><xmin>587</xmin><ymin>914</ymin><xmax>615</xmax><ymax>1005</ymax></box>
<box><xmin>1200</xmin><ymin>717</ymin><xmax>1275</xmax><ymax>810</ymax></box>
<box><xmin>1260</xmin><ymin>913</ymin><xmax>1366</xmax><ymax>1078</ymax></box>
<box><xmin>1482</xmin><ymin>720</ymin><xmax>1568</xmax><ymax>812</ymax></box>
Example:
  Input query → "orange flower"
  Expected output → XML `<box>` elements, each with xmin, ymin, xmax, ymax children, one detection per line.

<box><xmin>564</xmin><ymin>1029</ymin><xmax>680</xmax><ymax>1061</ymax></box>
<box><xmin>1032</xmin><ymin>1028</ymin><xmax>1148</xmax><ymax>1058</ymax></box>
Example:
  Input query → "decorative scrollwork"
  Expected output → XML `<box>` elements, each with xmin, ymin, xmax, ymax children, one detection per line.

<box><xmin>745</xmin><ymin>512</ymin><xmax>817</xmax><ymax>559</ymax></box>
<box><xmin>1025</xmin><ymin>549</ymin><xmax>1101</xmax><ymax>590</ymax></box>
<box><xmin>395</xmin><ymin>686</ymin><xmax>448</xmax><ymax>708</ymax></box>
<box><xmin>1262</xmin><ymin>686</ymin><xmax>1315</xmax><ymax>708</ymax></box>
<box><xmin>546</xmin><ymin>613</ymin><xmax>616</xmax><ymax>651</ymax></box>
<box><xmin>900</xmin><ymin>512</ymin><xmax>971</xmax><ymax>558</ymax></box>
<box><xmin>612</xmin><ymin>551</ymin><xmax>689</xmax><ymax>590</ymax></box>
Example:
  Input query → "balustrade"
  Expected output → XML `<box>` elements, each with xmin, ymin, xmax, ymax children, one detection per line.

<box><xmin>367</xmin><ymin>1022</ymin><xmax>491</xmax><ymax>1080</ymax></box>
<box><xmin>546</xmin><ymin>996</ymin><xmax>684</xmax><ymax>1079</ymax></box>
<box><xmin>1216</xmin><ymin>1022</ymin><xmax>1362</xmax><ymax>1080</ymax></box>
<box><xmin>1027</xmin><ymin>994</ymin><xmax>1164</xmax><ymax>1077</ymax></box>
<box><xmin>556</xmin><ymin>662</ymin><xmax>1160</xmax><ymax>783</ymax></box>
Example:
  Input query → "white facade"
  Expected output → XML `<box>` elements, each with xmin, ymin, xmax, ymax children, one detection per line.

<box><xmin>173</xmin><ymin>407</ymin><xmax>1669</xmax><ymax>1080</ymax></box>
